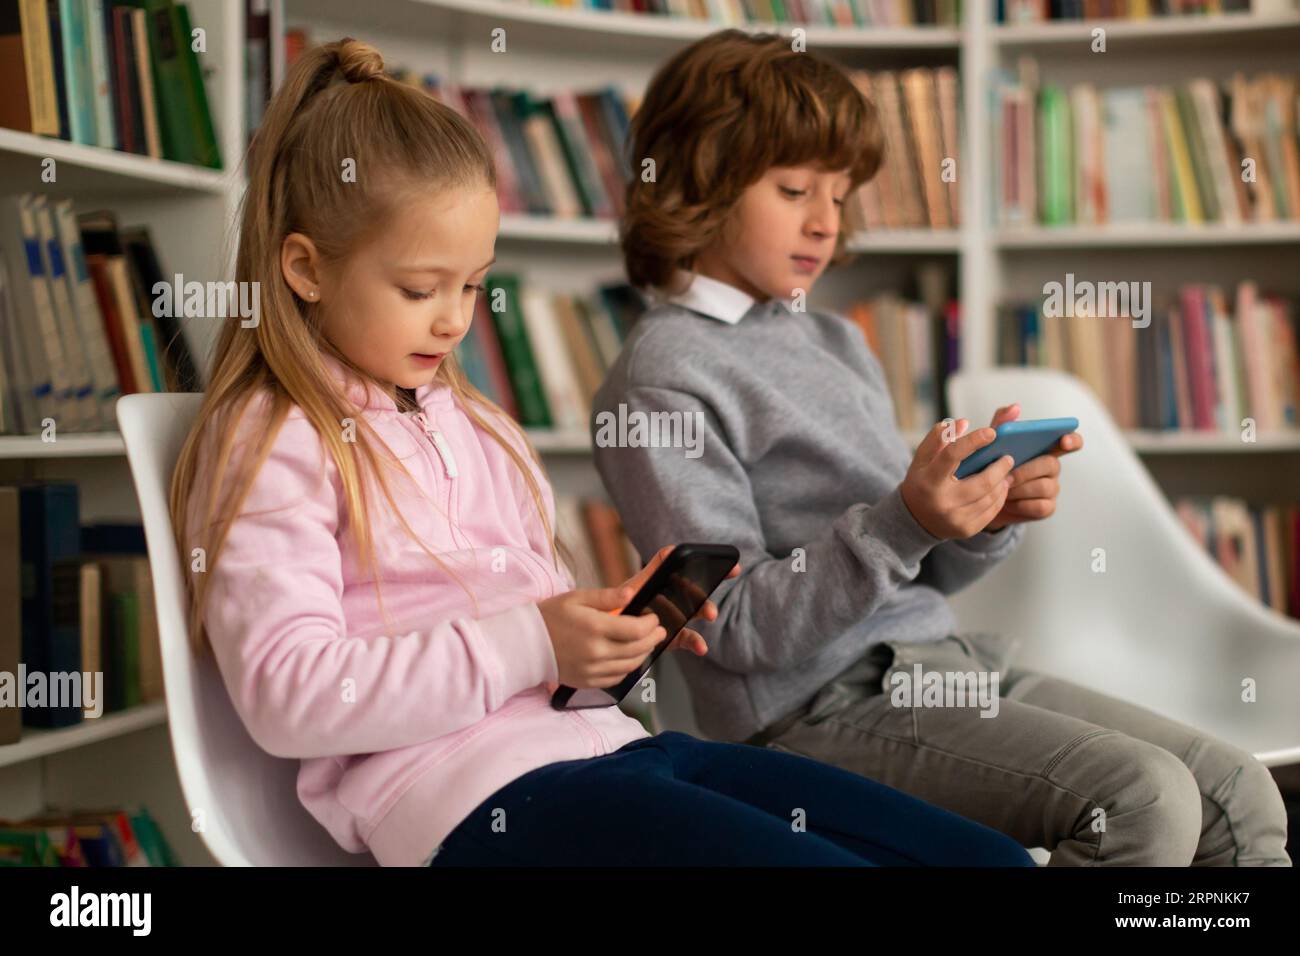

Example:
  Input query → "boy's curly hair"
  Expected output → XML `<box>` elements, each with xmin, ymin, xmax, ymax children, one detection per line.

<box><xmin>620</xmin><ymin>29</ymin><xmax>884</xmax><ymax>293</ymax></box>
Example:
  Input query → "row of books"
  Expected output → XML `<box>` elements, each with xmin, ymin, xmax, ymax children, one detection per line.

<box><xmin>0</xmin><ymin>487</ymin><xmax>162</xmax><ymax>743</ymax></box>
<box><xmin>459</xmin><ymin>276</ymin><xmax>645</xmax><ymax>431</ymax></box>
<box><xmin>0</xmin><ymin>194</ymin><xmax>200</xmax><ymax>435</ymax></box>
<box><xmin>0</xmin><ymin>0</ymin><xmax>221</xmax><ymax>168</ymax></box>
<box><xmin>1175</xmin><ymin>495</ymin><xmax>1300</xmax><ymax>621</ymax></box>
<box><xmin>284</xmin><ymin>29</ymin><xmax>637</xmax><ymax>221</ymax></box>
<box><xmin>994</xmin><ymin>66</ymin><xmax>1300</xmax><ymax>226</ymax></box>
<box><xmin>997</xmin><ymin>281</ymin><xmax>1299</xmax><ymax>433</ymax></box>
<box><xmin>557</xmin><ymin>496</ymin><xmax>642</xmax><ymax>589</ymax></box>
<box><xmin>999</xmin><ymin>0</ymin><xmax>1273</xmax><ymax>20</ymax></box>
<box><xmin>849</xmin><ymin>68</ymin><xmax>961</xmax><ymax>231</ymax></box>
<box><xmin>0</xmin><ymin>805</ymin><xmax>176</xmax><ymax>866</ymax></box>
<box><xmin>849</xmin><ymin>290</ymin><xmax>959</xmax><ymax>431</ymax></box>
<box><xmin>505</xmin><ymin>1</ymin><xmax>963</xmax><ymax>26</ymax></box>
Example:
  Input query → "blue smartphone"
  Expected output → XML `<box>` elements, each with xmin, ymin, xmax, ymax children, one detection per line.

<box><xmin>954</xmin><ymin>417</ymin><xmax>1079</xmax><ymax>479</ymax></box>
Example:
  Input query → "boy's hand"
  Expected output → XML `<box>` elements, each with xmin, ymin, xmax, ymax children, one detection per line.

<box><xmin>979</xmin><ymin>403</ymin><xmax>1084</xmax><ymax>532</ymax></box>
<box><xmin>900</xmin><ymin>419</ymin><xmax>1016</xmax><ymax>540</ymax></box>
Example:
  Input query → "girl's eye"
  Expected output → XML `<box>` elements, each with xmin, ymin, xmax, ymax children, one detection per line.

<box><xmin>833</xmin><ymin>197</ymin><xmax>846</xmax><ymax>207</ymax></box>
<box><xmin>400</xmin><ymin>288</ymin><xmax>434</xmax><ymax>301</ymax></box>
<box><xmin>464</xmin><ymin>283</ymin><xmax>486</xmax><ymax>294</ymax></box>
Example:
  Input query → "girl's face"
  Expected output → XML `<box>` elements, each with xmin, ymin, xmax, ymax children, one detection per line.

<box><xmin>693</xmin><ymin>164</ymin><xmax>852</xmax><ymax>303</ymax></box>
<box><xmin>286</xmin><ymin>184</ymin><xmax>499</xmax><ymax>398</ymax></box>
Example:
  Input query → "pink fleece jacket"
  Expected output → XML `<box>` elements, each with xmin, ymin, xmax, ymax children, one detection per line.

<box><xmin>185</xmin><ymin>351</ymin><xmax>649</xmax><ymax>865</ymax></box>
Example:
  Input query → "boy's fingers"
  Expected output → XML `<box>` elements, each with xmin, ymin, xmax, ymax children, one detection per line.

<box><xmin>934</xmin><ymin>426</ymin><xmax>999</xmax><ymax>479</ymax></box>
<box><xmin>914</xmin><ymin>418</ymin><xmax>964</xmax><ymax>466</ymax></box>
<box><xmin>989</xmin><ymin>403</ymin><xmax>1020</xmax><ymax>428</ymax></box>
<box><xmin>955</xmin><ymin>455</ymin><xmax>1015</xmax><ymax>507</ymax></box>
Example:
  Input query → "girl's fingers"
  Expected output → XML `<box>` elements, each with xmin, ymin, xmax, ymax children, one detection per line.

<box><xmin>621</xmin><ymin>545</ymin><xmax>675</xmax><ymax>595</ymax></box>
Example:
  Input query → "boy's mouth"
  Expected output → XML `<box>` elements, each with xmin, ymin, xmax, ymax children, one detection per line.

<box><xmin>791</xmin><ymin>255</ymin><xmax>820</xmax><ymax>272</ymax></box>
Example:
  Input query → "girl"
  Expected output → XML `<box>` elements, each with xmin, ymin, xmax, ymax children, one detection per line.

<box><xmin>170</xmin><ymin>37</ymin><xmax>1033</xmax><ymax>867</ymax></box>
<box><xmin>593</xmin><ymin>29</ymin><xmax>1291</xmax><ymax>866</ymax></box>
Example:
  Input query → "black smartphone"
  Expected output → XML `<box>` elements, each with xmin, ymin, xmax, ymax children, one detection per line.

<box><xmin>550</xmin><ymin>543</ymin><xmax>740</xmax><ymax>710</ymax></box>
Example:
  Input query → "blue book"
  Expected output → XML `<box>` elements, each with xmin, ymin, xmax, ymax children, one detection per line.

<box><xmin>18</xmin><ymin>483</ymin><xmax>83</xmax><ymax>729</ymax></box>
<box><xmin>58</xmin><ymin>0</ymin><xmax>98</xmax><ymax>144</ymax></box>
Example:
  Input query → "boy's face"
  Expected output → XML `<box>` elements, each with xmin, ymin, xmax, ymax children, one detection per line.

<box><xmin>315</xmin><ymin>185</ymin><xmax>499</xmax><ymax>399</ymax></box>
<box><xmin>694</xmin><ymin>164</ymin><xmax>852</xmax><ymax>303</ymax></box>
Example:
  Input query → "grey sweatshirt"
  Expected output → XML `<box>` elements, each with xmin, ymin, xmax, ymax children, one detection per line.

<box><xmin>590</xmin><ymin>283</ymin><xmax>1025</xmax><ymax>743</ymax></box>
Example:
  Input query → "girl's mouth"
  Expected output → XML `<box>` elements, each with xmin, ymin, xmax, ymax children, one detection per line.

<box><xmin>410</xmin><ymin>352</ymin><xmax>445</xmax><ymax>367</ymax></box>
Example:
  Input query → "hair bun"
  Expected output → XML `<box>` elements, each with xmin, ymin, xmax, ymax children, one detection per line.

<box><xmin>336</xmin><ymin>39</ymin><xmax>384</xmax><ymax>83</ymax></box>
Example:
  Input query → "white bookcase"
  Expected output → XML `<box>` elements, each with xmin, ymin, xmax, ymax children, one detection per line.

<box><xmin>2</xmin><ymin>0</ymin><xmax>1298</xmax><ymax>865</ymax></box>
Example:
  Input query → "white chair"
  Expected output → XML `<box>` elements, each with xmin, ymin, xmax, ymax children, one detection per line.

<box><xmin>117</xmin><ymin>393</ymin><xmax>375</xmax><ymax>866</ymax></box>
<box><xmin>652</xmin><ymin>367</ymin><xmax>1300</xmax><ymax>769</ymax></box>
<box><xmin>947</xmin><ymin>366</ymin><xmax>1300</xmax><ymax>767</ymax></box>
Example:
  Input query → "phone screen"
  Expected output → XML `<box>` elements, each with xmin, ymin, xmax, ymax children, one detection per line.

<box><xmin>554</xmin><ymin>545</ymin><xmax>739</xmax><ymax>710</ymax></box>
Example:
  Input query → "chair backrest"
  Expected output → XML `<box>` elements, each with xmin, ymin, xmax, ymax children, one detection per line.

<box><xmin>117</xmin><ymin>393</ymin><xmax>375</xmax><ymax>865</ymax></box>
<box><xmin>946</xmin><ymin>367</ymin><xmax>1300</xmax><ymax>765</ymax></box>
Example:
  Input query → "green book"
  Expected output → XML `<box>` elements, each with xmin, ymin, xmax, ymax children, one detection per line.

<box><xmin>173</xmin><ymin>2</ymin><xmax>221</xmax><ymax>168</ymax></box>
<box><xmin>1174</xmin><ymin>86</ymin><xmax>1219</xmax><ymax>221</ymax></box>
<box><xmin>129</xmin><ymin>808</ymin><xmax>178</xmax><ymax>866</ymax></box>
<box><xmin>0</xmin><ymin>828</ymin><xmax>60</xmax><ymax>866</ymax></box>
<box><xmin>485</xmin><ymin>275</ymin><xmax>552</xmax><ymax>428</ymax></box>
<box><xmin>1038</xmin><ymin>86</ymin><xmax>1074</xmax><ymax>225</ymax></box>
<box><xmin>106</xmin><ymin>591</ymin><xmax>140</xmax><ymax>711</ymax></box>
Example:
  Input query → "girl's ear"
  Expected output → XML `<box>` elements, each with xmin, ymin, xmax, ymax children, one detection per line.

<box><xmin>281</xmin><ymin>232</ymin><xmax>323</xmax><ymax>302</ymax></box>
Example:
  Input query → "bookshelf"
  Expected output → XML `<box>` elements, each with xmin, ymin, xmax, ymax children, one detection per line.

<box><xmin>2</xmin><ymin>0</ymin><xmax>1298</xmax><ymax>865</ymax></box>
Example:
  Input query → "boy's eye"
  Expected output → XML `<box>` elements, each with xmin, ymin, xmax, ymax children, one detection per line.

<box><xmin>780</xmin><ymin>186</ymin><xmax>806</xmax><ymax>198</ymax></box>
<box><xmin>833</xmin><ymin>197</ymin><xmax>846</xmax><ymax>207</ymax></box>
<box><xmin>464</xmin><ymin>283</ymin><xmax>486</xmax><ymax>294</ymax></box>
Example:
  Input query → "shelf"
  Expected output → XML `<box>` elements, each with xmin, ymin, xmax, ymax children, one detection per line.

<box><xmin>1125</xmin><ymin>430</ymin><xmax>1300</xmax><ymax>454</ymax></box>
<box><xmin>298</xmin><ymin>0</ymin><xmax>962</xmax><ymax>51</ymax></box>
<box><xmin>497</xmin><ymin>216</ymin><xmax>961</xmax><ymax>253</ymax></box>
<box><xmin>995</xmin><ymin>222</ymin><xmax>1300</xmax><ymax>249</ymax></box>
<box><xmin>993</xmin><ymin>11</ymin><xmax>1300</xmax><ymax>46</ymax></box>
<box><xmin>525</xmin><ymin>428</ymin><xmax>592</xmax><ymax>454</ymax></box>
<box><xmin>0</xmin><ymin>129</ymin><xmax>229</xmax><ymax>198</ymax></box>
<box><xmin>0</xmin><ymin>432</ymin><xmax>127</xmax><ymax>459</ymax></box>
<box><xmin>499</xmin><ymin>215</ymin><xmax>619</xmax><ymax>244</ymax></box>
<box><xmin>848</xmin><ymin>229</ymin><xmax>962</xmax><ymax>253</ymax></box>
<box><xmin>0</xmin><ymin>701</ymin><xmax>168</xmax><ymax>769</ymax></box>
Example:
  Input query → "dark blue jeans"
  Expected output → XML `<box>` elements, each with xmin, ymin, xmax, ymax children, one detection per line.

<box><xmin>428</xmin><ymin>731</ymin><xmax>1034</xmax><ymax>866</ymax></box>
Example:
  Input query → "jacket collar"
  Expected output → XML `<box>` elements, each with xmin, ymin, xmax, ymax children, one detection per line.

<box><xmin>657</xmin><ymin>270</ymin><xmax>794</xmax><ymax>324</ymax></box>
<box><xmin>318</xmin><ymin>349</ymin><xmax>454</xmax><ymax>414</ymax></box>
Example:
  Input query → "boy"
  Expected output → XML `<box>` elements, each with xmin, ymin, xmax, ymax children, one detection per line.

<box><xmin>592</xmin><ymin>29</ymin><xmax>1289</xmax><ymax>866</ymax></box>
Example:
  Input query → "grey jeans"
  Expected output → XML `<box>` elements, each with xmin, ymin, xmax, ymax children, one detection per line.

<box><xmin>750</xmin><ymin>632</ymin><xmax>1291</xmax><ymax>866</ymax></box>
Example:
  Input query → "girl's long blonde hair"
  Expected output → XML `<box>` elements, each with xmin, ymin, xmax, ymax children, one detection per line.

<box><xmin>170</xmin><ymin>37</ymin><xmax>564</xmax><ymax>656</ymax></box>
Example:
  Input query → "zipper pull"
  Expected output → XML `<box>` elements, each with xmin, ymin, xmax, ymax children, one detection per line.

<box><xmin>412</xmin><ymin>411</ymin><xmax>458</xmax><ymax>479</ymax></box>
<box><xmin>430</xmin><ymin>430</ymin><xmax>459</xmax><ymax>478</ymax></box>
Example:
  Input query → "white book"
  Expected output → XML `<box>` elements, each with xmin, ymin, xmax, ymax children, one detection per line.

<box><xmin>33</xmin><ymin>197</ymin><xmax>94</xmax><ymax>430</ymax></box>
<box><xmin>0</xmin><ymin>259</ymin><xmax>21</xmax><ymax>433</ymax></box>
<box><xmin>1103</xmin><ymin>88</ymin><xmax>1154</xmax><ymax>223</ymax></box>
<box><xmin>1189</xmin><ymin>79</ymin><xmax>1243</xmax><ymax>224</ymax></box>
<box><xmin>19</xmin><ymin>196</ymin><xmax>79</xmax><ymax>430</ymax></box>
<box><xmin>53</xmin><ymin>199</ymin><xmax>121</xmax><ymax>426</ymax></box>
<box><xmin>520</xmin><ymin>287</ymin><xmax>586</xmax><ymax>431</ymax></box>
<box><xmin>0</xmin><ymin>195</ymin><xmax>58</xmax><ymax>432</ymax></box>
<box><xmin>83</xmin><ymin>0</ymin><xmax>118</xmax><ymax>150</ymax></box>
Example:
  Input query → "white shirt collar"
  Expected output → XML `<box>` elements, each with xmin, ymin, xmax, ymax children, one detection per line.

<box><xmin>658</xmin><ymin>270</ymin><xmax>782</xmax><ymax>325</ymax></box>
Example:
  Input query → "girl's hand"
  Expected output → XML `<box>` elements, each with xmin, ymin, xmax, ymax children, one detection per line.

<box><xmin>538</xmin><ymin>545</ymin><xmax>740</xmax><ymax>688</ymax></box>
<box><xmin>900</xmin><ymin>419</ymin><xmax>1016</xmax><ymax>540</ymax></box>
